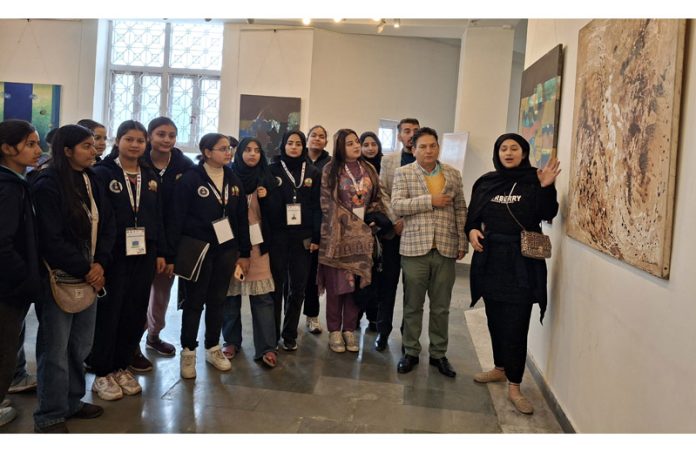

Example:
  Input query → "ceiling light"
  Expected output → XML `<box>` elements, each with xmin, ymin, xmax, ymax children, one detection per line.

<box><xmin>394</xmin><ymin>19</ymin><xmax>400</xmax><ymax>29</ymax></box>
<box><xmin>302</xmin><ymin>18</ymin><xmax>311</xmax><ymax>26</ymax></box>
<box><xmin>333</xmin><ymin>18</ymin><xmax>343</xmax><ymax>23</ymax></box>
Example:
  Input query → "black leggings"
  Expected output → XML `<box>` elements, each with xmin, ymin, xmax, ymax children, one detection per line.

<box><xmin>483</xmin><ymin>299</ymin><xmax>533</xmax><ymax>384</ymax></box>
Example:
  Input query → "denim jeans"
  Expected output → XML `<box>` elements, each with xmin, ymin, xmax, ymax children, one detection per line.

<box><xmin>34</xmin><ymin>292</ymin><xmax>97</xmax><ymax>428</ymax></box>
<box><xmin>222</xmin><ymin>293</ymin><xmax>276</xmax><ymax>360</ymax></box>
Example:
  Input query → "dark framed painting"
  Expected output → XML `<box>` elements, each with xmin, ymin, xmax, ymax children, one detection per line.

<box><xmin>518</xmin><ymin>44</ymin><xmax>563</xmax><ymax>169</ymax></box>
<box><xmin>1</xmin><ymin>81</ymin><xmax>61</xmax><ymax>152</ymax></box>
<box><xmin>566</xmin><ymin>19</ymin><xmax>686</xmax><ymax>279</ymax></box>
<box><xmin>239</xmin><ymin>94</ymin><xmax>301</xmax><ymax>158</ymax></box>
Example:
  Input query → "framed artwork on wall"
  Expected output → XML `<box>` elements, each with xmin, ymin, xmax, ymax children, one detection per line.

<box><xmin>239</xmin><ymin>94</ymin><xmax>301</xmax><ymax>158</ymax></box>
<box><xmin>0</xmin><ymin>81</ymin><xmax>61</xmax><ymax>152</ymax></box>
<box><xmin>566</xmin><ymin>19</ymin><xmax>686</xmax><ymax>279</ymax></box>
<box><xmin>518</xmin><ymin>44</ymin><xmax>563</xmax><ymax>169</ymax></box>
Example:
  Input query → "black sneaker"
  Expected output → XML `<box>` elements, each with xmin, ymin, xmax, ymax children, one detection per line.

<box><xmin>281</xmin><ymin>339</ymin><xmax>298</xmax><ymax>351</ymax></box>
<box><xmin>69</xmin><ymin>402</ymin><xmax>104</xmax><ymax>419</ymax></box>
<box><xmin>129</xmin><ymin>348</ymin><xmax>153</xmax><ymax>372</ymax></box>
<box><xmin>34</xmin><ymin>421</ymin><xmax>69</xmax><ymax>433</ymax></box>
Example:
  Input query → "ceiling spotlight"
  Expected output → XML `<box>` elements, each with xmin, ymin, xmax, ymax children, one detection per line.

<box><xmin>394</xmin><ymin>19</ymin><xmax>400</xmax><ymax>28</ymax></box>
<box><xmin>377</xmin><ymin>19</ymin><xmax>386</xmax><ymax>34</ymax></box>
<box><xmin>333</xmin><ymin>18</ymin><xmax>343</xmax><ymax>23</ymax></box>
<box><xmin>371</xmin><ymin>18</ymin><xmax>382</xmax><ymax>22</ymax></box>
<box><xmin>302</xmin><ymin>18</ymin><xmax>311</xmax><ymax>26</ymax></box>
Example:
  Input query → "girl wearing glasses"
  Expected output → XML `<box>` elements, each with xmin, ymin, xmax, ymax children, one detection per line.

<box><xmin>266</xmin><ymin>130</ymin><xmax>321</xmax><ymax>351</ymax></box>
<box><xmin>88</xmin><ymin>120</ymin><xmax>167</xmax><ymax>401</ymax></box>
<box><xmin>168</xmin><ymin>133</ymin><xmax>251</xmax><ymax>379</ymax></box>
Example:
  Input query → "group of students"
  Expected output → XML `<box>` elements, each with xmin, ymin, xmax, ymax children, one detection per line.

<box><xmin>0</xmin><ymin>114</ymin><xmax>560</xmax><ymax>432</ymax></box>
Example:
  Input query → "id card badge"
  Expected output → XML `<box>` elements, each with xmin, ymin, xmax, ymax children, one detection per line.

<box><xmin>125</xmin><ymin>227</ymin><xmax>147</xmax><ymax>256</ymax></box>
<box><xmin>212</xmin><ymin>218</ymin><xmax>234</xmax><ymax>244</ymax></box>
<box><xmin>353</xmin><ymin>206</ymin><xmax>365</xmax><ymax>221</ymax></box>
<box><xmin>249</xmin><ymin>223</ymin><xmax>264</xmax><ymax>245</ymax></box>
<box><xmin>286</xmin><ymin>203</ymin><xmax>302</xmax><ymax>225</ymax></box>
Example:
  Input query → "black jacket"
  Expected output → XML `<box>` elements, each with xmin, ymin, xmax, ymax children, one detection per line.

<box><xmin>31</xmin><ymin>167</ymin><xmax>116</xmax><ymax>280</ymax></box>
<box><xmin>143</xmin><ymin>147</ymin><xmax>194</xmax><ymax>225</ymax></box>
<box><xmin>93</xmin><ymin>157</ymin><xmax>167</xmax><ymax>258</ymax></box>
<box><xmin>0</xmin><ymin>167</ymin><xmax>40</xmax><ymax>308</ymax></box>
<box><xmin>267</xmin><ymin>161</ymin><xmax>322</xmax><ymax>243</ymax></box>
<box><xmin>306</xmin><ymin>150</ymin><xmax>331</xmax><ymax>172</ymax></box>
<box><xmin>167</xmin><ymin>162</ymin><xmax>251</xmax><ymax>258</ymax></box>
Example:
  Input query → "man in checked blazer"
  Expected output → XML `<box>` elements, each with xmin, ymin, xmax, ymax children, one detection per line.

<box><xmin>391</xmin><ymin>127</ymin><xmax>468</xmax><ymax>378</ymax></box>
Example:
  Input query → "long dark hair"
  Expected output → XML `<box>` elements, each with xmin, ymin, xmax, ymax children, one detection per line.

<box><xmin>327</xmin><ymin>128</ymin><xmax>360</xmax><ymax>193</ymax></box>
<box><xmin>50</xmin><ymin>124</ymin><xmax>95</xmax><ymax>244</ymax></box>
<box><xmin>146</xmin><ymin>117</ymin><xmax>178</xmax><ymax>153</ymax></box>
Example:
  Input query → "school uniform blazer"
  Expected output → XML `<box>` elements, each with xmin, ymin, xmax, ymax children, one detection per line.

<box><xmin>167</xmin><ymin>163</ymin><xmax>251</xmax><ymax>258</ymax></box>
<box><xmin>31</xmin><ymin>167</ymin><xmax>117</xmax><ymax>277</ymax></box>
<box><xmin>391</xmin><ymin>161</ymin><xmax>468</xmax><ymax>258</ymax></box>
<box><xmin>93</xmin><ymin>157</ymin><xmax>166</xmax><ymax>258</ymax></box>
<box><xmin>0</xmin><ymin>167</ymin><xmax>41</xmax><ymax>307</ymax></box>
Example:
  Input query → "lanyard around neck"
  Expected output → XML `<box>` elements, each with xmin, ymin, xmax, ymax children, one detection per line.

<box><xmin>116</xmin><ymin>157</ymin><xmax>141</xmax><ymax>224</ymax></box>
<box><xmin>281</xmin><ymin>160</ymin><xmax>306</xmax><ymax>189</ymax></box>
<box><xmin>344</xmin><ymin>162</ymin><xmax>365</xmax><ymax>199</ymax></box>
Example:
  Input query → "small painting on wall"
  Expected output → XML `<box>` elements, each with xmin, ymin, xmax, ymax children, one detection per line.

<box><xmin>566</xmin><ymin>19</ymin><xmax>686</xmax><ymax>279</ymax></box>
<box><xmin>1</xmin><ymin>81</ymin><xmax>61</xmax><ymax>152</ymax></box>
<box><xmin>518</xmin><ymin>44</ymin><xmax>563</xmax><ymax>169</ymax></box>
<box><xmin>239</xmin><ymin>94</ymin><xmax>301</xmax><ymax>158</ymax></box>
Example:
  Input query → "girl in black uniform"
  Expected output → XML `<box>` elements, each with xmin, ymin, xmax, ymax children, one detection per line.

<box><xmin>465</xmin><ymin>133</ymin><xmax>560</xmax><ymax>415</ymax></box>
<box><xmin>88</xmin><ymin>120</ymin><xmax>167</xmax><ymax>401</ymax></box>
<box><xmin>32</xmin><ymin>124</ymin><xmax>116</xmax><ymax>432</ymax></box>
<box><xmin>131</xmin><ymin>117</ymin><xmax>193</xmax><ymax>371</ymax></box>
<box><xmin>168</xmin><ymin>133</ymin><xmax>250</xmax><ymax>379</ymax></box>
<box><xmin>76</xmin><ymin>119</ymin><xmax>108</xmax><ymax>162</ymax></box>
<box><xmin>0</xmin><ymin>120</ymin><xmax>41</xmax><ymax>427</ymax></box>
<box><xmin>267</xmin><ymin>130</ymin><xmax>321</xmax><ymax>351</ymax></box>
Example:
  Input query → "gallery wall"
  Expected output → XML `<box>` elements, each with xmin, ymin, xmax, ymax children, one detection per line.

<box><xmin>525</xmin><ymin>19</ymin><xmax>696</xmax><ymax>432</ymax></box>
<box><xmin>0</xmin><ymin>19</ymin><xmax>99</xmax><ymax>126</ymax></box>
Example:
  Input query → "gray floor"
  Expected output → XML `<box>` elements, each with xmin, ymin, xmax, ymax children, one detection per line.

<box><xmin>1</xmin><ymin>264</ymin><xmax>563</xmax><ymax>433</ymax></box>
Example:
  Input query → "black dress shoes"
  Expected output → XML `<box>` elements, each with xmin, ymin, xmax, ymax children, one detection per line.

<box><xmin>69</xmin><ymin>402</ymin><xmax>104</xmax><ymax>419</ymax></box>
<box><xmin>397</xmin><ymin>354</ymin><xmax>420</xmax><ymax>374</ymax></box>
<box><xmin>374</xmin><ymin>334</ymin><xmax>388</xmax><ymax>351</ymax></box>
<box><xmin>429</xmin><ymin>356</ymin><xmax>456</xmax><ymax>378</ymax></box>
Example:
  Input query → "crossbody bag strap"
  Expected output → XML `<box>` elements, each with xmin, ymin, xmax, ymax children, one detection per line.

<box><xmin>504</xmin><ymin>182</ymin><xmax>526</xmax><ymax>232</ymax></box>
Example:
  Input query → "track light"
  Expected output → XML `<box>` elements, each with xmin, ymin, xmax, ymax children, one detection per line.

<box><xmin>394</xmin><ymin>19</ymin><xmax>400</xmax><ymax>29</ymax></box>
<box><xmin>302</xmin><ymin>18</ymin><xmax>311</xmax><ymax>26</ymax></box>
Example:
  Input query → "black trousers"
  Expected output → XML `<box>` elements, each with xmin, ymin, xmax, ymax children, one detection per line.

<box><xmin>375</xmin><ymin>234</ymin><xmax>402</xmax><ymax>337</ymax></box>
<box><xmin>269</xmin><ymin>230</ymin><xmax>311</xmax><ymax>343</ymax></box>
<box><xmin>89</xmin><ymin>249</ymin><xmax>157</xmax><ymax>376</ymax></box>
<box><xmin>0</xmin><ymin>301</ymin><xmax>29</xmax><ymax>402</ymax></box>
<box><xmin>180</xmin><ymin>247</ymin><xmax>238</xmax><ymax>350</ymax></box>
<box><xmin>303</xmin><ymin>250</ymin><xmax>320</xmax><ymax>318</ymax></box>
<box><xmin>483</xmin><ymin>298</ymin><xmax>533</xmax><ymax>384</ymax></box>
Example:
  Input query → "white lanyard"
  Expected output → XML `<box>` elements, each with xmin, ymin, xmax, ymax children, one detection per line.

<box><xmin>81</xmin><ymin>173</ymin><xmax>99</xmax><ymax>260</ymax></box>
<box><xmin>344</xmin><ymin>162</ymin><xmax>365</xmax><ymax>199</ymax></box>
<box><xmin>208</xmin><ymin>181</ymin><xmax>229</xmax><ymax>220</ymax></box>
<box><xmin>281</xmin><ymin>160</ymin><xmax>306</xmax><ymax>203</ymax></box>
<box><xmin>158</xmin><ymin>153</ymin><xmax>171</xmax><ymax>178</ymax></box>
<box><xmin>116</xmin><ymin>158</ymin><xmax>142</xmax><ymax>225</ymax></box>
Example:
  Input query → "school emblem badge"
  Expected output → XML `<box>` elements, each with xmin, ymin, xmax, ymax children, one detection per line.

<box><xmin>275</xmin><ymin>176</ymin><xmax>283</xmax><ymax>186</ymax></box>
<box><xmin>230</xmin><ymin>185</ymin><xmax>240</xmax><ymax>196</ymax></box>
<box><xmin>176</xmin><ymin>173</ymin><xmax>183</xmax><ymax>180</ymax></box>
<box><xmin>148</xmin><ymin>180</ymin><xmax>158</xmax><ymax>192</ymax></box>
<box><xmin>109</xmin><ymin>180</ymin><xmax>123</xmax><ymax>193</ymax></box>
<box><xmin>303</xmin><ymin>178</ymin><xmax>312</xmax><ymax>187</ymax></box>
<box><xmin>197</xmin><ymin>186</ymin><xmax>210</xmax><ymax>197</ymax></box>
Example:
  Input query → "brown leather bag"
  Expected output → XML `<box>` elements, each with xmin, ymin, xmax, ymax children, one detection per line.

<box><xmin>506</xmin><ymin>183</ymin><xmax>552</xmax><ymax>260</ymax></box>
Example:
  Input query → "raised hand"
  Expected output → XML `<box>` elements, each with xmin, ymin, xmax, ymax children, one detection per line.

<box><xmin>537</xmin><ymin>157</ymin><xmax>561</xmax><ymax>187</ymax></box>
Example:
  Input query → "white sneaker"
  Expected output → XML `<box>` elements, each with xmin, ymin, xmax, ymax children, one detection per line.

<box><xmin>8</xmin><ymin>374</ymin><xmax>37</xmax><ymax>393</ymax></box>
<box><xmin>113</xmin><ymin>369</ymin><xmax>142</xmax><ymax>395</ymax></box>
<box><xmin>328</xmin><ymin>331</ymin><xmax>346</xmax><ymax>353</ymax></box>
<box><xmin>206</xmin><ymin>345</ymin><xmax>232</xmax><ymax>371</ymax></box>
<box><xmin>91</xmin><ymin>374</ymin><xmax>124</xmax><ymax>401</ymax></box>
<box><xmin>0</xmin><ymin>406</ymin><xmax>18</xmax><ymax>427</ymax></box>
<box><xmin>180</xmin><ymin>348</ymin><xmax>197</xmax><ymax>379</ymax></box>
<box><xmin>306</xmin><ymin>316</ymin><xmax>323</xmax><ymax>334</ymax></box>
<box><xmin>343</xmin><ymin>331</ymin><xmax>359</xmax><ymax>352</ymax></box>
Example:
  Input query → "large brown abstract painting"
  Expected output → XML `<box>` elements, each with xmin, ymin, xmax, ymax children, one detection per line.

<box><xmin>567</xmin><ymin>19</ymin><xmax>685</xmax><ymax>279</ymax></box>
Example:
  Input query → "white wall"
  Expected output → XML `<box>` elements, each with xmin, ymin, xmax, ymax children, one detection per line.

<box><xmin>526</xmin><ymin>19</ymin><xmax>696</xmax><ymax>432</ymax></box>
<box><xmin>308</xmin><ymin>29</ymin><xmax>460</xmax><ymax>153</ymax></box>
<box><xmin>0</xmin><ymin>19</ymin><xmax>98</xmax><ymax>125</ymax></box>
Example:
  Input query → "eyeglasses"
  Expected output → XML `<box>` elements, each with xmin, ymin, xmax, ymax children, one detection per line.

<box><xmin>211</xmin><ymin>146</ymin><xmax>234</xmax><ymax>153</ymax></box>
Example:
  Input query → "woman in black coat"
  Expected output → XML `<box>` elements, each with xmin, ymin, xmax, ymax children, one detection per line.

<box><xmin>0</xmin><ymin>119</ymin><xmax>42</xmax><ymax>427</ymax></box>
<box><xmin>465</xmin><ymin>133</ymin><xmax>560</xmax><ymax>415</ymax></box>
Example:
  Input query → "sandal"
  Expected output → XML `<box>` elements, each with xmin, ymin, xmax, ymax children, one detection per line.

<box><xmin>261</xmin><ymin>351</ymin><xmax>277</xmax><ymax>368</ymax></box>
<box><xmin>222</xmin><ymin>344</ymin><xmax>237</xmax><ymax>360</ymax></box>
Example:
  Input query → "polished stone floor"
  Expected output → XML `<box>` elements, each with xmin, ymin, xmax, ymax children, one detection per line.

<box><xmin>1</xmin><ymin>264</ymin><xmax>563</xmax><ymax>434</ymax></box>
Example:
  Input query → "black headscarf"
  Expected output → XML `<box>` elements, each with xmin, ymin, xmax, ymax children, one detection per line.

<box><xmin>359</xmin><ymin>131</ymin><xmax>383</xmax><ymax>174</ymax></box>
<box><xmin>279</xmin><ymin>130</ymin><xmax>307</xmax><ymax>172</ymax></box>
<box><xmin>467</xmin><ymin>133</ymin><xmax>539</xmax><ymax>228</ymax></box>
<box><xmin>231</xmin><ymin>137</ymin><xmax>277</xmax><ymax>194</ymax></box>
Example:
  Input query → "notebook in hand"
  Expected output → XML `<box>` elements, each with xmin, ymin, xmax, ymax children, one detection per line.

<box><xmin>174</xmin><ymin>236</ymin><xmax>210</xmax><ymax>282</ymax></box>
